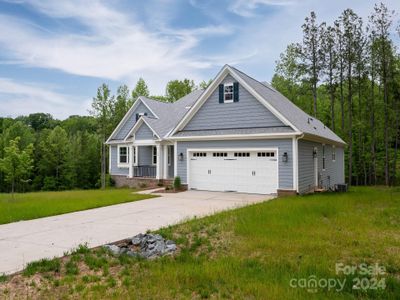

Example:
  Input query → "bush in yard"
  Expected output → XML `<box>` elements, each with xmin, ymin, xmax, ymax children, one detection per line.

<box><xmin>173</xmin><ymin>176</ymin><xmax>181</xmax><ymax>190</ymax></box>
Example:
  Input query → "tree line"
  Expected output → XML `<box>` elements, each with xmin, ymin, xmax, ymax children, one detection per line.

<box><xmin>0</xmin><ymin>78</ymin><xmax>208</xmax><ymax>193</ymax></box>
<box><xmin>272</xmin><ymin>2</ymin><xmax>400</xmax><ymax>186</ymax></box>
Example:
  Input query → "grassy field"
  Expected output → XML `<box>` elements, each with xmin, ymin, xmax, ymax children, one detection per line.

<box><xmin>0</xmin><ymin>189</ymin><xmax>154</xmax><ymax>225</ymax></box>
<box><xmin>1</xmin><ymin>187</ymin><xmax>399</xmax><ymax>299</ymax></box>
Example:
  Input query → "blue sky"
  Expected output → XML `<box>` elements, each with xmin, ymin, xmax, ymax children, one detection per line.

<box><xmin>0</xmin><ymin>0</ymin><xmax>399</xmax><ymax>119</ymax></box>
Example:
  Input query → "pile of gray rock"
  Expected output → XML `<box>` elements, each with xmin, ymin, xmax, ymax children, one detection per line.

<box><xmin>103</xmin><ymin>233</ymin><xmax>177</xmax><ymax>259</ymax></box>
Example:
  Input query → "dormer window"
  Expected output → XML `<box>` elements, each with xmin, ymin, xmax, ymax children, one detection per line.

<box><xmin>136</xmin><ymin>112</ymin><xmax>147</xmax><ymax>122</ymax></box>
<box><xmin>224</xmin><ymin>83</ymin><xmax>234</xmax><ymax>103</ymax></box>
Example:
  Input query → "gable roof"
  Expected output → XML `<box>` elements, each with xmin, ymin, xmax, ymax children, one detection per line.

<box><xmin>121</xmin><ymin>89</ymin><xmax>204</xmax><ymax>141</ymax></box>
<box><xmin>230</xmin><ymin>66</ymin><xmax>345</xmax><ymax>145</ymax></box>
<box><xmin>169</xmin><ymin>65</ymin><xmax>345</xmax><ymax>145</ymax></box>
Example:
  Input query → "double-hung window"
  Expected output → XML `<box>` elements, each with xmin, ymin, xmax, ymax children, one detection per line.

<box><xmin>118</xmin><ymin>146</ymin><xmax>129</xmax><ymax>167</ymax></box>
<box><xmin>152</xmin><ymin>146</ymin><xmax>157</xmax><ymax>165</ymax></box>
<box><xmin>224</xmin><ymin>83</ymin><xmax>234</xmax><ymax>103</ymax></box>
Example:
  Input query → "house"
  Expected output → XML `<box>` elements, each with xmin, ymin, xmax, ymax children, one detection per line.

<box><xmin>106</xmin><ymin>65</ymin><xmax>345</xmax><ymax>195</ymax></box>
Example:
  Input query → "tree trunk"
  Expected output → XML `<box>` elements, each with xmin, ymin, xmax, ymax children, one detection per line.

<box><xmin>348</xmin><ymin>56</ymin><xmax>353</xmax><ymax>186</ymax></box>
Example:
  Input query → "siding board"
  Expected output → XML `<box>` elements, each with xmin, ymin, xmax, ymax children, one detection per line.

<box><xmin>183</xmin><ymin>75</ymin><xmax>285</xmax><ymax>131</ymax></box>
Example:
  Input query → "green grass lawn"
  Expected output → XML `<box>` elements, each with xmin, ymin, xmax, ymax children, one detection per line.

<box><xmin>1</xmin><ymin>187</ymin><xmax>399</xmax><ymax>299</ymax></box>
<box><xmin>0</xmin><ymin>189</ymin><xmax>154</xmax><ymax>225</ymax></box>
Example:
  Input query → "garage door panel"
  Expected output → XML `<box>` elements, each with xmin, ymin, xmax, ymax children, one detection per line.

<box><xmin>188</xmin><ymin>150</ymin><xmax>278</xmax><ymax>194</ymax></box>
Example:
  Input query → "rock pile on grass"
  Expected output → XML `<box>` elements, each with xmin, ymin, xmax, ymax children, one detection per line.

<box><xmin>103</xmin><ymin>233</ymin><xmax>177</xmax><ymax>259</ymax></box>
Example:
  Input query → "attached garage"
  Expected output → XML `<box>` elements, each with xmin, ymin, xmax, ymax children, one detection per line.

<box><xmin>187</xmin><ymin>149</ymin><xmax>278</xmax><ymax>194</ymax></box>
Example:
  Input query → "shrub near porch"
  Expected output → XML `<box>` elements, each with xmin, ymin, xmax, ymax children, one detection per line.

<box><xmin>1</xmin><ymin>187</ymin><xmax>399</xmax><ymax>299</ymax></box>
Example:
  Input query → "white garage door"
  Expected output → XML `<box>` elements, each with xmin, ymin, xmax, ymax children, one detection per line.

<box><xmin>188</xmin><ymin>150</ymin><xmax>278</xmax><ymax>194</ymax></box>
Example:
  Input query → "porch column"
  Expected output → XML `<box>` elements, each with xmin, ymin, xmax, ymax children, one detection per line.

<box><xmin>163</xmin><ymin>145</ymin><xmax>168</xmax><ymax>179</ymax></box>
<box><xmin>156</xmin><ymin>144</ymin><xmax>161</xmax><ymax>179</ymax></box>
<box><xmin>128</xmin><ymin>145</ymin><xmax>133</xmax><ymax>178</ymax></box>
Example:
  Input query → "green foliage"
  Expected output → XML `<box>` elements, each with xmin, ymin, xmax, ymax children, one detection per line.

<box><xmin>7</xmin><ymin>187</ymin><xmax>400</xmax><ymax>299</ymax></box>
<box><xmin>131</xmin><ymin>78</ymin><xmax>150</xmax><ymax>100</ymax></box>
<box><xmin>0</xmin><ymin>189</ymin><xmax>154</xmax><ymax>225</ymax></box>
<box><xmin>273</xmin><ymin>3</ymin><xmax>400</xmax><ymax>186</ymax></box>
<box><xmin>173</xmin><ymin>176</ymin><xmax>182</xmax><ymax>190</ymax></box>
<box><xmin>0</xmin><ymin>137</ymin><xmax>33</xmax><ymax>193</ymax></box>
<box><xmin>23</xmin><ymin>258</ymin><xmax>61</xmax><ymax>276</ymax></box>
<box><xmin>165</xmin><ymin>79</ymin><xmax>195</xmax><ymax>102</ymax></box>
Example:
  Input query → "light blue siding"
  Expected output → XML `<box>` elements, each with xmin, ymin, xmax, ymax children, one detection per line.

<box><xmin>183</xmin><ymin>75</ymin><xmax>285</xmax><ymax>131</ymax></box>
<box><xmin>138</xmin><ymin>146</ymin><xmax>153</xmax><ymax>165</ymax></box>
<box><xmin>109</xmin><ymin>145</ymin><xmax>129</xmax><ymax>176</ymax></box>
<box><xmin>298</xmin><ymin>140</ymin><xmax>345</xmax><ymax>194</ymax></box>
<box><xmin>135</xmin><ymin>122</ymin><xmax>155</xmax><ymax>140</ymax></box>
<box><xmin>176</xmin><ymin>139</ymin><xmax>293</xmax><ymax>189</ymax></box>
<box><xmin>114</xmin><ymin>102</ymin><xmax>154</xmax><ymax>140</ymax></box>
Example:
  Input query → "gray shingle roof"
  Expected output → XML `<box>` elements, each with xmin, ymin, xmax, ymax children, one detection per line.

<box><xmin>230</xmin><ymin>66</ymin><xmax>345</xmax><ymax>145</ymax></box>
<box><xmin>173</xmin><ymin>126</ymin><xmax>294</xmax><ymax>137</ymax></box>
<box><xmin>130</xmin><ymin>90</ymin><xmax>204</xmax><ymax>139</ymax></box>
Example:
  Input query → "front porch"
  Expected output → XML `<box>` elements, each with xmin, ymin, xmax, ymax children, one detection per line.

<box><xmin>127</xmin><ymin>144</ymin><xmax>174</xmax><ymax>180</ymax></box>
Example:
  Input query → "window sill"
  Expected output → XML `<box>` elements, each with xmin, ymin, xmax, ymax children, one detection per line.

<box><xmin>117</xmin><ymin>163</ymin><xmax>129</xmax><ymax>168</ymax></box>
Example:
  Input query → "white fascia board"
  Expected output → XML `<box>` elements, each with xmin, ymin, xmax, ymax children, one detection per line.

<box><xmin>106</xmin><ymin>97</ymin><xmax>143</xmax><ymax>143</ymax></box>
<box><xmin>226</xmin><ymin>66</ymin><xmax>299</xmax><ymax>132</ymax></box>
<box><xmin>106</xmin><ymin>140</ymin><xmax>132</xmax><ymax>145</ymax></box>
<box><xmin>168</xmin><ymin>65</ymin><xmax>299</xmax><ymax>137</ymax></box>
<box><xmin>139</xmin><ymin>97</ymin><xmax>160</xmax><ymax>119</ymax></box>
<box><xmin>167</xmin><ymin>132</ymin><xmax>302</xmax><ymax>141</ymax></box>
<box><xmin>124</xmin><ymin>117</ymin><xmax>161</xmax><ymax>141</ymax></box>
<box><xmin>302</xmin><ymin>133</ymin><xmax>347</xmax><ymax>147</ymax></box>
<box><xmin>169</xmin><ymin>65</ymin><xmax>230</xmax><ymax>137</ymax></box>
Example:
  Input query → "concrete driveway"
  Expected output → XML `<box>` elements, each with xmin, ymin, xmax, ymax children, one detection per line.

<box><xmin>0</xmin><ymin>191</ymin><xmax>272</xmax><ymax>275</ymax></box>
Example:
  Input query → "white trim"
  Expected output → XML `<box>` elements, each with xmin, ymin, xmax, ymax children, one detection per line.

<box><xmin>168</xmin><ymin>132</ymin><xmax>301</xmax><ymax>141</ymax></box>
<box><xmin>174</xmin><ymin>141</ymin><xmax>178</xmax><ymax>178</ymax></box>
<box><xmin>117</xmin><ymin>145</ymin><xmax>129</xmax><ymax>168</ymax></box>
<box><xmin>186</xmin><ymin>147</ymin><xmax>279</xmax><ymax>193</ymax></box>
<box><xmin>106</xmin><ymin>140</ymin><xmax>131</xmax><ymax>145</ymax></box>
<box><xmin>106</xmin><ymin>97</ymin><xmax>159</xmax><ymax>144</ymax></box>
<box><xmin>292</xmin><ymin>137</ymin><xmax>298</xmax><ymax>192</ymax></box>
<box><xmin>322</xmin><ymin>144</ymin><xmax>326</xmax><ymax>171</ymax></box>
<box><xmin>133</xmin><ymin>139</ymin><xmax>157</xmax><ymax>146</ymax></box>
<box><xmin>108</xmin><ymin>145</ymin><xmax>111</xmax><ymax>173</ymax></box>
<box><xmin>155</xmin><ymin>144</ymin><xmax>161</xmax><ymax>179</ymax></box>
<box><xmin>163</xmin><ymin>145</ymin><xmax>168</xmax><ymax>179</ymax></box>
<box><xmin>169</xmin><ymin>65</ymin><xmax>299</xmax><ymax>136</ymax></box>
<box><xmin>124</xmin><ymin>117</ymin><xmax>161</xmax><ymax>141</ymax></box>
<box><xmin>133</xmin><ymin>146</ymin><xmax>138</xmax><ymax>166</ymax></box>
<box><xmin>223</xmin><ymin>82</ymin><xmax>234</xmax><ymax>103</ymax></box>
<box><xmin>128</xmin><ymin>145</ymin><xmax>133</xmax><ymax>178</ymax></box>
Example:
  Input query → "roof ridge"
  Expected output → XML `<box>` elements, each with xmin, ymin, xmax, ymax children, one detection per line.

<box><xmin>229</xmin><ymin>65</ymin><xmax>277</xmax><ymax>93</ymax></box>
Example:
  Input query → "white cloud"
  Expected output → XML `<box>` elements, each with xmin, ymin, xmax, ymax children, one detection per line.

<box><xmin>0</xmin><ymin>78</ymin><xmax>90</xmax><ymax>119</ymax></box>
<box><xmin>229</xmin><ymin>0</ymin><xmax>294</xmax><ymax>17</ymax></box>
<box><xmin>0</xmin><ymin>0</ymin><xmax>232</xmax><ymax>93</ymax></box>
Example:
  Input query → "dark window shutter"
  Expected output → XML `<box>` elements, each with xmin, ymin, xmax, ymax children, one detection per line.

<box><xmin>219</xmin><ymin>84</ymin><xmax>224</xmax><ymax>103</ymax></box>
<box><xmin>135</xmin><ymin>113</ymin><xmax>139</xmax><ymax>121</ymax></box>
<box><xmin>144</xmin><ymin>112</ymin><xmax>148</xmax><ymax>116</ymax></box>
<box><xmin>233</xmin><ymin>82</ymin><xmax>239</xmax><ymax>102</ymax></box>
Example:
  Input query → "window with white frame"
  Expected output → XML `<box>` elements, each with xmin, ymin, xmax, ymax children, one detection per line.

<box><xmin>118</xmin><ymin>146</ymin><xmax>129</xmax><ymax>165</ymax></box>
<box><xmin>332</xmin><ymin>146</ymin><xmax>336</xmax><ymax>162</ymax></box>
<box><xmin>224</xmin><ymin>83</ymin><xmax>233</xmax><ymax>103</ymax></box>
<box><xmin>322</xmin><ymin>144</ymin><xmax>326</xmax><ymax>170</ymax></box>
<box><xmin>152</xmin><ymin>146</ymin><xmax>157</xmax><ymax>165</ymax></box>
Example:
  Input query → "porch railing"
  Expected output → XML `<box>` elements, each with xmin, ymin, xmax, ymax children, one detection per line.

<box><xmin>133</xmin><ymin>165</ymin><xmax>156</xmax><ymax>178</ymax></box>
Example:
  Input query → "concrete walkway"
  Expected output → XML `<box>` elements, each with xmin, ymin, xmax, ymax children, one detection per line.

<box><xmin>0</xmin><ymin>191</ymin><xmax>272</xmax><ymax>275</ymax></box>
